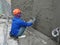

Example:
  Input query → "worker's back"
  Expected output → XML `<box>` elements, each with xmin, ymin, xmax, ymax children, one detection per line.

<box><xmin>10</xmin><ymin>16</ymin><xmax>25</xmax><ymax>37</ymax></box>
<box><xmin>10</xmin><ymin>16</ymin><xmax>32</xmax><ymax>37</ymax></box>
<box><xmin>10</xmin><ymin>8</ymin><xmax>33</xmax><ymax>38</ymax></box>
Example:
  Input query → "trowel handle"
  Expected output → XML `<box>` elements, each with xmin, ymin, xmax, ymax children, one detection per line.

<box><xmin>32</xmin><ymin>17</ymin><xmax>36</xmax><ymax>22</ymax></box>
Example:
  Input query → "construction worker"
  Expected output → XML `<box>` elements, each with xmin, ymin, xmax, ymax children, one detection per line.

<box><xmin>10</xmin><ymin>8</ymin><xmax>35</xmax><ymax>39</ymax></box>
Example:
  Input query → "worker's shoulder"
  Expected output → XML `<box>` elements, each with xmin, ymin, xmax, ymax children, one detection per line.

<box><xmin>12</xmin><ymin>17</ymin><xmax>25</xmax><ymax>22</ymax></box>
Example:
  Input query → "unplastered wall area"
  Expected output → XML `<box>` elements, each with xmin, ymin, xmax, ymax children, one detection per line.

<box><xmin>11</xmin><ymin>0</ymin><xmax>60</xmax><ymax>42</ymax></box>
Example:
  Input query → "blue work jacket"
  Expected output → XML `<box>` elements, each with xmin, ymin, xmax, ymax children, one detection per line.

<box><xmin>10</xmin><ymin>16</ymin><xmax>32</xmax><ymax>37</ymax></box>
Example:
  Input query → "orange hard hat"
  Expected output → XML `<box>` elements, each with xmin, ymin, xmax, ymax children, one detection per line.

<box><xmin>13</xmin><ymin>8</ymin><xmax>21</xmax><ymax>15</ymax></box>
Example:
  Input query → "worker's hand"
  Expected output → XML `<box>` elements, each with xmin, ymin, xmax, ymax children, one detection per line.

<box><xmin>27</xmin><ymin>17</ymin><xmax>36</xmax><ymax>23</ymax></box>
<box><xmin>32</xmin><ymin>17</ymin><xmax>36</xmax><ymax>23</ymax></box>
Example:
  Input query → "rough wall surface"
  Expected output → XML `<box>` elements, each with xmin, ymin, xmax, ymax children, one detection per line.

<box><xmin>11</xmin><ymin>0</ymin><xmax>34</xmax><ymax>20</ymax></box>
<box><xmin>11</xmin><ymin>0</ymin><xmax>60</xmax><ymax>42</ymax></box>
<box><xmin>32</xmin><ymin>0</ymin><xmax>57</xmax><ymax>38</ymax></box>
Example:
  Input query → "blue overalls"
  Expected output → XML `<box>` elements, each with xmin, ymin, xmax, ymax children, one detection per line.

<box><xmin>10</xmin><ymin>16</ymin><xmax>32</xmax><ymax>38</ymax></box>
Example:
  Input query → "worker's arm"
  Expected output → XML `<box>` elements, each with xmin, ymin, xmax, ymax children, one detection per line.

<box><xmin>20</xmin><ymin>17</ymin><xmax>36</xmax><ymax>27</ymax></box>
<box><xmin>21</xmin><ymin>20</ymin><xmax>33</xmax><ymax>27</ymax></box>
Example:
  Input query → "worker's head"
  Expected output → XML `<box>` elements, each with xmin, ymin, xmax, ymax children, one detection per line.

<box><xmin>13</xmin><ymin>8</ymin><xmax>22</xmax><ymax>17</ymax></box>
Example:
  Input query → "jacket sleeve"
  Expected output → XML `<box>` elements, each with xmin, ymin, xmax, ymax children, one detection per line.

<box><xmin>20</xmin><ymin>20</ymin><xmax>33</xmax><ymax>27</ymax></box>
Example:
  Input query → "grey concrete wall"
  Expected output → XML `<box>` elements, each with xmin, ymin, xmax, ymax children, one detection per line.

<box><xmin>32</xmin><ymin>0</ymin><xmax>57</xmax><ymax>38</ymax></box>
<box><xmin>11</xmin><ymin>0</ymin><xmax>60</xmax><ymax>42</ymax></box>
